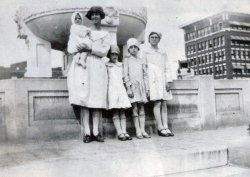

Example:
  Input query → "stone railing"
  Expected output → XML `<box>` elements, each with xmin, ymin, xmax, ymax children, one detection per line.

<box><xmin>0</xmin><ymin>76</ymin><xmax>249</xmax><ymax>141</ymax></box>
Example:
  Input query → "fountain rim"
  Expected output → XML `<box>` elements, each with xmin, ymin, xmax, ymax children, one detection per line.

<box><xmin>20</xmin><ymin>7</ymin><xmax>147</xmax><ymax>25</ymax></box>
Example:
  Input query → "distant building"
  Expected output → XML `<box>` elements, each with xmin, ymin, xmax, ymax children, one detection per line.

<box><xmin>180</xmin><ymin>11</ymin><xmax>250</xmax><ymax>79</ymax></box>
<box><xmin>10</xmin><ymin>61</ymin><xmax>27</xmax><ymax>78</ymax></box>
<box><xmin>176</xmin><ymin>60</ymin><xmax>194</xmax><ymax>79</ymax></box>
<box><xmin>0</xmin><ymin>61</ymin><xmax>63</xmax><ymax>79</ymax></box>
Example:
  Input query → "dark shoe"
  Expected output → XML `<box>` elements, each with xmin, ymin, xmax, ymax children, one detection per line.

<box><xmin>83</xmin><ymin>135</ymin><xmax>92</xmax><ymax>143</ymax></box>
<box><xmin>94</xmin><ymin>134</ymin><xmax>104</xmax><ymax>142</ymax></box>
<box><xmin>165</xmin><ymin>128</ymin><xmax>174</xmax><ymax>137</ymax></box>
<box><xmin>124</xmin><ymin>133</ymin><xmax>133</xmax><ymax>140</ymax></box>
<box><xmin>157</xmin><ymin>129</ymin><xmax>169</xmax><ymax>137</ymax></box>
<box><xmin>118</xmin><ymin>134</ymin><xmax>126</xmax><ymax>141</ymax></box>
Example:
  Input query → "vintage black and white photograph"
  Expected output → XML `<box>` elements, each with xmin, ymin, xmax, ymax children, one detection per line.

<box><xmin>0</xmin><ymin>0</ymin><xmax>250</xmax><ymax>176</ymax></box>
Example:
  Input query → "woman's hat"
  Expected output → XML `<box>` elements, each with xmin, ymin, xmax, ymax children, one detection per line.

<box><xmin>148</xmin><ymin>31</ymin><xmax>162</xmax><ymax>41</ymax></box>
<box><xmin>71</xmin><ymin>12</ymin><xmax>83</xmax><ymax>24</ymax></box>
<box><xmin>127</xmin><ymin>38</ymin><xmax>140</xmax><ymax>50</ymax></box>
<box><xmin>85</xmin><ymin>6</ymin><xmax>105</xmax><ymax>20</ymax></box>
<box><xmin>110</xmin><ymin>45</ymin><xmax>120</xmax><ymax>54</ymax></box>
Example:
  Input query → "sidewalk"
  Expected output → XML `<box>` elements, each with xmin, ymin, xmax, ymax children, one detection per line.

<box><xmin>0</xmin><ymin>126</ymin><xmax>249</xmax><ymax>176</ymax></box>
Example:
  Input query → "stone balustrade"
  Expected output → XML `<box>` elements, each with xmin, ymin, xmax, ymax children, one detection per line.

<box><xmin>0</xmin><ymin>76</ymin><xmax>249</xmax><ymax>141</ymax></box>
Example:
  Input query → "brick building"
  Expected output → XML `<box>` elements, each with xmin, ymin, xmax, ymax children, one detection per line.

<box><xmin>180</xmin><ymin>11</ymin><xmax>250</xmax><ymax>79</ymax></box>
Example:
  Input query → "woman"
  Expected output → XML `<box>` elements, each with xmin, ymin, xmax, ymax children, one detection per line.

<box><xmin>142</xmin><ymin>31</ymin><xmax>174</xmax><ymax>137</ymax></box>
<box><xmin>67</xmin><ymin>7</ymin><xmax>111</xmax><ymax>143</ymax></box>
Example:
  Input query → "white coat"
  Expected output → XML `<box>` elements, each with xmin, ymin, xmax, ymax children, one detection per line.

<box><xmin>67</xmin><ymin>30</ymin><xmax>111</xmax><ymax>108</ymax></box>
<box><xmin>106</xmin><ymin>62</ymin><xmax>131</xmax><ymax>109</ymax></box>
<box><xmin>142</xmin><ymin>46</ymin><xmax>173</xmax><ymax>101</ymax></box>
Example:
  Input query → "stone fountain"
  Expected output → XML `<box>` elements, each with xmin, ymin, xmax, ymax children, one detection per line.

<box><xmin>14</xmin><ymin>5</ymin><xmax>147</xmax><ymax>77</ymax></box>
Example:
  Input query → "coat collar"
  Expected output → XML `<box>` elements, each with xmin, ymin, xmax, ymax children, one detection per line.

<box><xmin>90</xmin><ymin>30</ymin><xmax>108</xmax><ymax>41</ymax></box>
<box><xmin>145</xmin><ymin>46</ymin><xmax>164</xmax><ymax>54</ymax></box>
<box><xmin>128</xmin><ymin>55</ymin><xmax>140</xmax><ymax>60</ymax></box>
<box><xmin>106</xmin><ymin>62</ymin><xmax>122</xmax><ymax>67</ymax></box>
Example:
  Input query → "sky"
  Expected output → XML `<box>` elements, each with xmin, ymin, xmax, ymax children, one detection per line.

<box><xmin>0</xmin><ymin>0</ymin><xmax>250</xmax><ymax>73</ymax></box>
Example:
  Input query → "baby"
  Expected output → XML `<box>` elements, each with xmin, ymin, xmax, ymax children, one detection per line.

<box><xmin>68</xmin><ymin>12</ymin><xmax>92</xmax><ymax>69</ymax></box>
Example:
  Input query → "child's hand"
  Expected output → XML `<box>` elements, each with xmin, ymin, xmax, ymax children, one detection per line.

<box><xmin>86</xmin><ymin>29</ymin><xmax>91</xmax><ymax>36</ymax></box>
<box><xmin>127</xmin><ymin>89</ymin><xmax>134</xmax><ymax>98</ymax></box>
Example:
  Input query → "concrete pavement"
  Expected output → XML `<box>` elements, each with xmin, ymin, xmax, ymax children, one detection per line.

<box><xmin>0</xmin><ymin>126</ymin><xmax>249</xmax><ymax>176</ymax></box>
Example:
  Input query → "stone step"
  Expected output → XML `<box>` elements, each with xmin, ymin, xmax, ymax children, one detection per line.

<box><xmin>0</xmin><ymin>138</ymin><xmax>228</xmax><ymax>177</ymax></box>
<box><xmin>161</xmin><ymin>166</ymin><xmax>250</xmax><ymax>177</ymax></box>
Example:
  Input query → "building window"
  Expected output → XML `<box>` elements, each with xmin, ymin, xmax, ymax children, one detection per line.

<box><xmin>208</xmin><ymin>53</ymin><xmax>212</xmax><ymax>63</ymax></box>
<box><xmin>233</xmin><ymin>69</ymin><xmax>242</xmax><ymax>75</ymax></box>
<box><xmin>215</xmin><ymin>66</ymin><xmax>218</xmax><ymax>75</ymax></box>
<box><xmin>242</xmin><ymin>51</ymin><xmax>246</xmax><ymax>59</ymax></box>
<box><xmin>218</xmin><ymin>37</ymin><xmax>221</xmax><ymax>46</ymax></box>
<box><xmin>222</xmin><ymin>65</ymin><xmax>226</xmax><ymax>72</ymax></box>
<box><xmin>212</xmin><ymin>23</ymin><xmax>223</xmax><ymax>32</ymax></box>
<box><xmin>205</xmin><ymin>41</ymin><xmax>209</xmax><ymax>50</ymax></box>
<box><xmin>235</xmin><ymin>50</ymin><xmax>240</xmax><ymax>60</ymax></box>
<box><xmin>186</xmin><ymin>31</ymin><xmax>196</xmax><ymax>41</ymax></box>
<box><xmin>213</xmin><ymin>38</ymin><xmax>217</xmax><ymax>48</ymax></box>
<box><xmin>240</xmin><ymin>50</ymin><xmax>244</xmax><ymax>59</ymax></box>
<box><xmin>221</xmin><ymin>36</ymin><xmax>225</xmax><ymax>46</ymax></box>
<box><xmin>231</xmin><ymin>49</ymin><xmax>236</xmax><ymax>59</ymax></box>
<box><xmin>210</xmin><ymin>68</ymin><xmax>213</xmax><ymax>74</ymax></box>
<box><xmin>246</xmin><ymin>51</ymin><xmax>249</xmax><ymax>59</ymax></box>
<box><xmin>231</xmin><ymin>25</ymin><xmax>250</xmax><ymax>32</ymax></box>
<box><xmin>221</xmin><ymin>50</ymin><xmax>225</xmax><ymax>60</ymax></box>
<box><xmin>218</xmin><ymin>51</ymin><xmax>221</xmax><ymax>61</ymax></box>
<box><xmin>209</xmin><ymin>39</ymin><xmax>213</xmax><ymax>48</ymax></box>
<box><xmin>214</xmin><ymin>52</ymin><xmax>218</xmax><ymax>62</ymax></box>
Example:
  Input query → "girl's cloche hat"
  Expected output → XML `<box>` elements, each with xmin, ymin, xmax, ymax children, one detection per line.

<box><xmin>110</xmin><ymin>45</ymin><xmax>120</xmax><ymax>54</ymax></box>
<box><xmin>127</xmin><ymin>38</ymin><xmax>140</xmax><ymax>50</ymax></box>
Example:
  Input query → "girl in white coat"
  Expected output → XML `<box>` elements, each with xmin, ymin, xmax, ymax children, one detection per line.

<box><xmin>142</xmin><ymin>31</ymin><xmax>174</xmax><ymax>137</ymax></box>
<box><xmin>123</xmin><ymin>38</ymin><xmax>151</xmax><ymax>139</ymax></box>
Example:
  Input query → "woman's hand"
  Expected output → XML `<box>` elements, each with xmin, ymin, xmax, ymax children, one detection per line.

<box><xmin>165</xmin><ymin>82</ymin><xmax>171</xmax><ymax>92</ymax></box>
<box><xmin>76</xmin><ymin>45</ymin><xmax>92</xmax><ymax>53</ymax></box>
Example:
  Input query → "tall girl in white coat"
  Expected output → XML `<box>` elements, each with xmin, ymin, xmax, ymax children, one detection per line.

<box><xmin>142</xmin><ymin>32</ymin><xmax>174</xmax><ymax>137</ymax></box>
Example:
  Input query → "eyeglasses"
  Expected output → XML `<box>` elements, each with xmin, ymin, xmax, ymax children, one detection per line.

<box><xmin>150</xmin><ymin>36</ymin><xmax>159</xmax><ymax>39</ymax></box>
